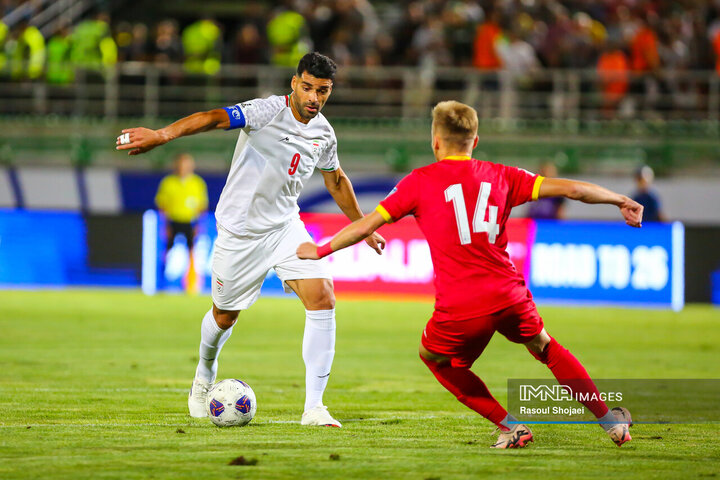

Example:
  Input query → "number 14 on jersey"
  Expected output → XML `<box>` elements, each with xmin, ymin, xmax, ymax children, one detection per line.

<box><xmin>445</xmin><ymin>182</ymin><xmax>500</xmax><ymax>245</ymax></box>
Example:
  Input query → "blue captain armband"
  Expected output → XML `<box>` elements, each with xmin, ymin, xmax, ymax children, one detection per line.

<box><xmin>223</xmin><ymin>105</ymin><xmax>246</xmax><ymax>130</ymax></box>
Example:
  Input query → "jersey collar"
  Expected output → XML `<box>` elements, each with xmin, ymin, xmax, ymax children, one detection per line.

<box><xmin>442</xmin><ymin>155</ymin><xmax>472</xmax><ymax>161</ymax></box>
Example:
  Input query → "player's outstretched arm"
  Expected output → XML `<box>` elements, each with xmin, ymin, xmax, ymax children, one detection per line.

<box><xmin>115</xmin><ymin>109</ymin><xmax>231</xmax><ymax>155</ymax></box>
<box><xmin>297</xmin><ymin>211</ymin><xmax>388</xmax><ymax>260</ymax></box>
<box><xmin>538</xmin><ymin>177</ymin><xmax>644</xmax><ymax>227</ymax></box>
<box><xmin>321</xmin><ymin>168</ymin><xmax>386</xmax><ymax>254</ymax></box>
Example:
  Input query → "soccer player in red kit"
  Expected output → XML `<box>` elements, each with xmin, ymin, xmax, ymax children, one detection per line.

<box><xmin>297</xmin><ymin>101</ymin><xmax>642</xmax><ymax>448</ymax></box>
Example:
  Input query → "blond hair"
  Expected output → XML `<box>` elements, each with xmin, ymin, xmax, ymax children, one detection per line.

<box><xmin>431</xmin><ymin>101</ymin><xmax>478</xmax><ymax>147</ymax></box>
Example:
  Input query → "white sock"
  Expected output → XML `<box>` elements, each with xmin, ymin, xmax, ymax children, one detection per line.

<box><xmin>195</xmin><ymin>308</ymin><xmax>233</xmax><ymax>384</ymax></box>
<box><xmin>500</xmin><ymin>413</ymin><xmax>518</xmax><ymax>432</ymax></box>
<box><xmin>302</xmin><ymin>309</ymin><xmax>336</xmax><ymax>412</ymax></box>
<box><xmin>598</xmin><ymin>409</ymin><xmax>618</xmax><ymax>432</ymax></box>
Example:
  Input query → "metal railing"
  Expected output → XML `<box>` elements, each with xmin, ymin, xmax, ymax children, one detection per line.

<box><xmin>1</xmin><ymin>0</ymin><xmax>92</xmax><ymax>34</ymax></box>
<box><xmin>2</xmin><ymin>63</ymin><xmax>720</xmax><ymax>128</ymax></box>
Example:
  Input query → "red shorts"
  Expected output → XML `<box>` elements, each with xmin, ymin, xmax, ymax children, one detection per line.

<box><xmin>421</xmin><ymin>298</ymin><xmax>544</xmax><ymax>368</ymax></box>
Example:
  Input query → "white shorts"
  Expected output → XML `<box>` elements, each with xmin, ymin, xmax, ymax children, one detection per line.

<box><xmin>211</xmin><ymin>219</ymin><xmax>331</xmax><ymax>311</ymax></box>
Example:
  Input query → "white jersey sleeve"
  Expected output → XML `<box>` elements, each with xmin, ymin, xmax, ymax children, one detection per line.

<box><xmin>223</xmin><ymin>95</ymin><xmax>286</xmax><ymax>132</ymax></box>
<box><xmin>316</xmin><ymin>133</ymin><xmax>339</xmax><ymax>172</ymax></box>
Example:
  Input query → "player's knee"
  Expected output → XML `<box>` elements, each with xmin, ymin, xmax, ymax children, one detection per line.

<box><xmin>212</xmin><ymin>305</ymin><xmax>240</xmax><ymax>329</ymax></box>
<box><xmin>525</xmin><ymin>329</ymin><xmax>551</xmax><ymax>353</ymax></box>
<box><xmin>308</xmin><ymin>295</ymin><xmax>335</xmax><ymax>311</ymax></box>
<box><xmin>306</xmin><ymin>283</ymin><xmax>335</xmax><ymax>310</ymax></box>
<box><xmin>525</xmin><ymin>329</ymin><xmax>552</xmax><ymax>361</ymax></box>
<box><xmin>419</xmin><ymin>344</ymin><xmax>449</xmax><ymax>366</ymax></box>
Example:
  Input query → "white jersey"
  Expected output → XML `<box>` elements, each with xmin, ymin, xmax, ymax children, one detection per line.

<box><xmin>215</xmin><ymin>94</ymin><xmax>339</xmax><ymax>236</ymax></box>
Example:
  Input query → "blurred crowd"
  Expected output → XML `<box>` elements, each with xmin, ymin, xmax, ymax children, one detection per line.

<box><xmin>3</xmin><ymin>0</ymin><xmax>720</xmax><ymax>82</ymax></box>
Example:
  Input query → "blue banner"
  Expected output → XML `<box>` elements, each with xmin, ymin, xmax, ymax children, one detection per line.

<box><xmin>0</xmin><ymin>210</ymin><xmax>137</xmax><ymax>287</ymax></box>
<box><xmin>528</xmin><ymin>220</ymin><xmax>684</xmax><ymax>310</ymax></box>
<box><xmin>0</xmin><ymin>210</ymin><xmax>686</xmax><ymax>311</ymax></box>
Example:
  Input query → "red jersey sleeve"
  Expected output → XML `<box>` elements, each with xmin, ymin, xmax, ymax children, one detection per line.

<box><xmin>376</xmin><ymin>172</ymin><xmax>420</xmax><ymax>222</ymax></box>
<box><xmin>504</xmin><ymin>166</ymin><xmax>544</xmax><ymax>207</ymax></box>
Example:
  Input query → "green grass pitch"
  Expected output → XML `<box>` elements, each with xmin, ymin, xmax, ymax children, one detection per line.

<box><xmin>0</xmin><ymin>290</ymin><xmax>719</xmax><ymax>479</ymax></box>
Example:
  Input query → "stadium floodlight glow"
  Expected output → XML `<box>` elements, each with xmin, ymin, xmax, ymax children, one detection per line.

<box><xmin>141</xmin><ymin>209</ymin><xmax>158</xmax><ymax>295</ymax></box>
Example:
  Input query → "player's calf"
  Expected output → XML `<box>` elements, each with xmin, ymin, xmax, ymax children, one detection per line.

<box><xmin>419</xmin><ymin>351</ymin><xmax>511</xmax><ymax>430</ymax></box>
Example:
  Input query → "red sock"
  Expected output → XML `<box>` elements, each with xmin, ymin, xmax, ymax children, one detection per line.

<box><xmin>530</xmin><ymin>338</ymin><xmax>609</xmax><ymax>418</ymax></box>
<box><xmin>420</xmin><ymin>355</ymin><xmax>509</xmax><ymax>430</ymax></box>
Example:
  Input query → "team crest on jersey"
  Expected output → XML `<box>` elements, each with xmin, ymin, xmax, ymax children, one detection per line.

<box><xmin>216</xmin><ymin>278</ymin><xmax>224</xmax><ymax>295</ymax></box>
<box><xmin>311</xmin><ymin>142</ymin><xmax>322</xmax><ymax>158</ymax></box>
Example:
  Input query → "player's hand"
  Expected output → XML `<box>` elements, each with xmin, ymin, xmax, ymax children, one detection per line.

<box><xmin>364</xmin><ymin>232</ymin><xmax>386</xmax><ymax>255</ymax></box>
<box><xmin>116</xmin><ymin>127</ymin><xmax>167</xmax><ymax>155</ymax></box>
<box><xmin>297</xmin><ymin>242</ymin><xmax>320</xmax><ymax>260</ymax></box>
<box><xmin>619</xmin><ymin>197</ymin><xmax>643</xmax><ymax>228</ymax></box>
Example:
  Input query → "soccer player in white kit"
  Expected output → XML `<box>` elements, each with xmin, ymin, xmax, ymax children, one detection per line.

<box><xmin>116</xmin><ymin>53</ymin><xmax>385</xmax><ymax>426</ymax></box>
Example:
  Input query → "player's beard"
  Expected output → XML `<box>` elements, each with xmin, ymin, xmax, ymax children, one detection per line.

<box><xmin>295</xmin><ymin>97</ymin><xmax>321</xmax><ymax>121</ymax></box>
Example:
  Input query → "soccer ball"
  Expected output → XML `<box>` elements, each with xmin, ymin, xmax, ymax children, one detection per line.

<box><xmin>205</xmin><ymin>379</ymin><xmax>257</xmax><ymax>427</ymax></box>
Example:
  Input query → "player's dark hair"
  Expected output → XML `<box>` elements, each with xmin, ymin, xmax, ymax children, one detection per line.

<box><xmin>296</xmin><ymin>52</ymin><xmax>337</xmax><ymax>81</ymax></box>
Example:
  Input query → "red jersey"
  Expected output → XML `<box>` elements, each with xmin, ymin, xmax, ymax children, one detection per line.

<box><xmin>377</xmin><ymin>157</ymin><xmax>543</xmax><ymax>319</ymax></box>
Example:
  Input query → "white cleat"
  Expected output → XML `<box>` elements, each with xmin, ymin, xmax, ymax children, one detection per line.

<box><xmin>188</xmin><ymin>378</ymin><xmax>211</xmax><ymax>418</ymax></box>
<box><xmin>300</xmin><ymin>406</ymin><xmax>342</xmax><ymax>427</ymax></box>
